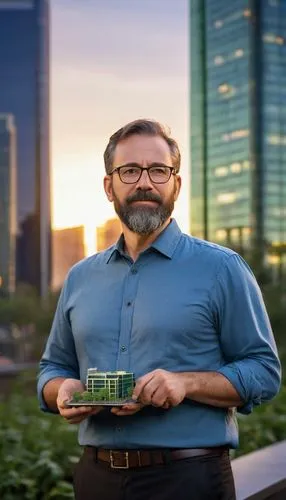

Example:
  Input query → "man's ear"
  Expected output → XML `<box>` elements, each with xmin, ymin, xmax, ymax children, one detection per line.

<box><xmin>174</xmin><ymin>175</ymin><xmax>181</xmax><ymax>201</ymax></box>
<box><xmin>104</xmin><ymin>176</ymin><xmax>114</xmax><ymax>202</ymax></box>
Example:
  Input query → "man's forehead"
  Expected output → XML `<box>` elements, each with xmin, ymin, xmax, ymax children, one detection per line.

<box><xmin>113</xmin><ymin>134</ymin><xmax>172</xmax><ymax>165</ymax></box>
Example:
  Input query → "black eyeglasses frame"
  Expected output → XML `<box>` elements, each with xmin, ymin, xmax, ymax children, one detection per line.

<box><xmin>108</xmin><ymin>164</ymin><xmax>177</xmax><ymax>184</ymax></box>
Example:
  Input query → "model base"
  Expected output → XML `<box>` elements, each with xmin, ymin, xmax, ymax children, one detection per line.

<box><xmin>66</xmin><ymin>398</ymin><xmax>136</xmax><ymax>407</ymax></box>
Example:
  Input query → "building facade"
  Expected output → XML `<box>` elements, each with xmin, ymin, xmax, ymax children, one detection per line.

<box><xmin>86</xmin><ymin>370</ymin><xmax>134</xmax><ymax>401</ymax></box>
<box><xmin>96</xmin><ymin>217</ymin><xmax>122</xmax><ymax>252</ymax></box>
<box><xmin>0</xmin><ymin>0</ymin><xmax>51</xmax><ymax>295</ymax></box>
<box><xmin>0</xmin><ymin>114</ymin><xmax>17</xmax><ymax>295</ymax></box>
<box><xmin>190</xmin><ymin>0</ymin><xmax>286</xmax><ymax>277</ymax></box>
<box><xmin>51</xmin><ymin>226</ymin><xmax>85</xmax><ymax>291</ymax></box>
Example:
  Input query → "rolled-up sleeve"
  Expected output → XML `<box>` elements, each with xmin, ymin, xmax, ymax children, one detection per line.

<box><xmin>37</xmin><ymin>273</ymin><xmax>80</xmax><ymax>413</ymax></box>
<box><xmin>213</xmin><ymin>254</ymin><xmax>281</xmax><ymax>414</ymax></box>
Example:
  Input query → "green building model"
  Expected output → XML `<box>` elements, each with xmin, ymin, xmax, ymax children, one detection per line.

<box><xmin>69</xmin><ymin>369</ymin><xmax>135</xmax><ymax>405</ymax></box>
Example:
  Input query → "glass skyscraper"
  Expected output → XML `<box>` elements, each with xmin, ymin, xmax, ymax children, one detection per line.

<box><xmin>191</xmin><ymin>0</ymin><xmax>286</xmax><ymax>275</ymax></box>
<box><xmin>0</xmin><ymin>0</ymin><xmax>51</xmax><ymax>296</ymax></box>
<box><xmin>0</xmin><ymin>114</ymin><xmax>17</xmax><ymax>295</ymax></box>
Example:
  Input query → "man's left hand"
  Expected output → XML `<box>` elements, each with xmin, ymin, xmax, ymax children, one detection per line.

<box><xmin>132</xmin><ymin>369</ymin><xmax>187</xmax><ymax>408</ymax></box>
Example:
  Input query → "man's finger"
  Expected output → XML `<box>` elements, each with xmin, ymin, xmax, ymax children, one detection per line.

<box><xmin>132</xmin><ymin>372</ymin><xmax>156</xmax><ymax>400</ymax></box>
<box><xmin>59</xmin><ymin>405</ymin><xmax>92</xmax><ymax>418</ymax></box>
<box><xmin>111</xmin><ymin>404</ymin><xmax>142</xmax><ymax>416</ymax></box>
<box><xmin>138</xmin><ymin>378</ymin><xmax>162</xmax><ymax>405</ymax></box>
<box><xmin>62</xmin><ymin>405</ymin><xmax>104</xmax><ymax>422</ymax></box>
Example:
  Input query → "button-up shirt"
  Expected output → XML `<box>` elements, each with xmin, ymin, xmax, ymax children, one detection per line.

<box><xmin>37</xmin><ymin>219</ymin><xmax>281</xmax><ymax>449</ymax></box>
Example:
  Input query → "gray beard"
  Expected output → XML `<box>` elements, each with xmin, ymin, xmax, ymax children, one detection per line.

<box><xmin>112</xmin><ymin>187</ymin><xmax>175</xmax><ymax>235</ymax></box>
<box><xmin>116</xmin><ymin>205</ymin><xmax>172</xmax><ymax>234</ymax></box>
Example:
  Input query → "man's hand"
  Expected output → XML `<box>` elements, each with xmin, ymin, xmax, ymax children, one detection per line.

<box><xmin>132</xmin><ymin>369</ymin><xmax>187</xmax><ymax>408</ymax></box>
<box><xmin>110</xmin><ymin>401</ymin><xmax>144</xmax><ymax>417</ymax></box>
<box><xmin>57</xmin><ymin>378</ymin><xmax>104</xmax><ymax>424</ymax></box>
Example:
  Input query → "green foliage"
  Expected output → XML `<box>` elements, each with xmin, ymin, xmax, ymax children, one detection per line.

<box><xmin>73</xmin><ymin>388</ymin><xmax>114</xmax><ymax>402</ymax></box>
<box><xmin>96</xmin><ymin>388</ymin><xmax>110</xmax><ymax>401</ymax></box>
<box><xmin>233</xmin><ymin>382</ymin><xmax>286</xmax><ymax>458</ymax></box>
<box><xmin>71</xmin><ymin>392</ymin><xmax>81</xmax><ymax>402</ymax></box>
<box><xmin>80</xmin><ymin>391</ymin><xmax>92</xmax><ymax>401</ymax></box>
<box><xmin>0</xmin><ymin>287</ymin><xmax>60</xmax><ymax>361</ymax></box>
<box><xmin>0</xmin><ymin>386</ymin><xmax>80</xmax><ymax>500</ymax></box>
<box><xmin>125</xmin><ymin>386</ymin><xmax>134</xmax><ymax>398</ymax></box>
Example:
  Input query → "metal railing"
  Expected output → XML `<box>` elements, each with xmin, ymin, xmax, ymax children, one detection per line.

<box><xmin>232</xmin><ymin>440</ymin><xmax>286</xmax><ymax>499</ymax></box>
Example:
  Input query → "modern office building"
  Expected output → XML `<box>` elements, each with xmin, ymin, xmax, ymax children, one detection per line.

<box><xmin>0</xmin><ymin>114</ymin><xmax>17</xmax><ymax>295</ymax></box>
<box><xmin>51</xmin><ymin>226</ymin><xmax>85</xmax><ymax>291</ymax></box>
<box><xmin>190</xmin><ymin>0</ymin><xmax>286</xmax><ymax>276</ymax></box>
<box><xmin>0</xmin><ymin>0</ymin><xmax>51</xmax><ymax>295</ymax></box>
<box><xmin>86</xmin><ymin>369</ymin><xmax>134</xmax><ymax>401</ymax></box>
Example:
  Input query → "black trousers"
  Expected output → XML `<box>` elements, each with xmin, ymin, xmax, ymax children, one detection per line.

<box><xmin>73</xmin><ymin>448</ymin><xmax>236</xmax><ymax>500</ymax></box>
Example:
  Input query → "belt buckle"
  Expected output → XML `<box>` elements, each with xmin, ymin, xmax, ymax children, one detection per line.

<box><xmin>110</xmin><ymin>450</ymin><xmax>129</xmax><ymax>469</ymax></box>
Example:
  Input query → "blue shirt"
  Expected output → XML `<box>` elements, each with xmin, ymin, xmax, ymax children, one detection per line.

<box><xmin>37</xmin><ymin>219</ymin><xmax>281</xmax><ymax>449</ymax></box>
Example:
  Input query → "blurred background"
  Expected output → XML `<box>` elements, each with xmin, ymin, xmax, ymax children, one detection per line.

<box><xmin>0</xmin><ymin>0</ymin><xmax>285</xmax><ymax>499</ymax></box>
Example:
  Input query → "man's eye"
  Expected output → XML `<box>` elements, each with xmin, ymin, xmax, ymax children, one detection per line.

<box><xmin>151</xmin><ymin>167</ymin><xmax>168</xmax><ymax>175</ymax></box>
<box><xmin>124</xmin><ymin>168</ymin><xmax>138</xmax><ymax>175</ymax></box>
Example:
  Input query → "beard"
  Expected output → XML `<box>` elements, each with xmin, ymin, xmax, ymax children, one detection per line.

<box><xmin>112</xmin><ymin>188</ymin><xmax>175</xmax><ymax>235</ymax></box>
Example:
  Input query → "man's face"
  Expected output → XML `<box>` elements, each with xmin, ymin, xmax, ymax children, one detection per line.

<box><xmin>104</xmin><ymin>134</ymin><xmax>181</xmax><ymax>235</ymax></box>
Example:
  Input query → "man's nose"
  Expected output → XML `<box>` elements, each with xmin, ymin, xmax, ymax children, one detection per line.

<box><xmin>135</xmin><ymin>169</ymin><xmax>153</xmax><ymax>189</ymax></box>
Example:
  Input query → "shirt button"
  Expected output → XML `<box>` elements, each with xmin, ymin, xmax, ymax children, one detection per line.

<box><xmin>131</xmin><ymin>268</ymin><xmax>138</xmax><ymax>275</ymax></box>
<box><xmin>120</xmin><ymin>345</ymin><xmax>127</xmax><ymax>352</ymax></box>
<box><xmin>127</xmin><ymin>301</ymin><xmax>132</xmax><ymax>306</ymax></box>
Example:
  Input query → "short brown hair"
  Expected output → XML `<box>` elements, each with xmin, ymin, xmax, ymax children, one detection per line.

<box><xmin>103</xmin><ymin>119</ymin><xmax>181</xmax><ymax>174</ymax></box>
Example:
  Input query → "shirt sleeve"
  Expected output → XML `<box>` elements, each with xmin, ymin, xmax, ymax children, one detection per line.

<box><xmin>212</xmin><ymin>253</ymin><xmax>281</xmax><ymax>414</ymax></box>
<box><xmin>37</xmin><ymin>272</ymin><xmax>80</xmax><ymax>413</ymax></box>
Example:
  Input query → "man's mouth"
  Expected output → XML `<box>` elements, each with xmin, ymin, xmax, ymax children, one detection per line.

<box><xmin>126</xmin><ymin>193</ymin><xmax>161</xmax><ymax>205</ymax></box>
<box><xmin>131</xmin><ymin>200</ymin><xmax>159</xmax><ymax>205</ymax></box>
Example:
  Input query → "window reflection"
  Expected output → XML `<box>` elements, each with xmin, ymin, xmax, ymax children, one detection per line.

<box><xmin>217</xmin><ymin>192</ymin><xmax>237</xmax><ymax>204</ymax></box>
<box><xmin>263</xmin><ymin>33</ymin><xmax>285</xmax><ymax>45</ymax></box>
<box><xmin>222</xmin><ymin>129</ymin><xmax>249</xmax><ymax>141</ymax></box>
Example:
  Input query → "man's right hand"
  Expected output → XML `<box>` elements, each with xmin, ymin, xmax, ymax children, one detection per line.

<box><xmin>57</xmin><ymin>378</ymin><xmax>104</xmax><ymax>424</ymax></box>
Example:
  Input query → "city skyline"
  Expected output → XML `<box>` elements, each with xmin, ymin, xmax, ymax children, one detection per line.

<box><xmin>51</xmin><ymin>0</ymin><xmax>189</xmax><ymax>254</ymax></box>
<box><xmin>0</xmin><ymin>0</ymin><xmax>51</xmax><ymax>294</ymax></box>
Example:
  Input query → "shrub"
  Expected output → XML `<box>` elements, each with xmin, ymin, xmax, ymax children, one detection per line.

<box><xmin>233</xmin><ymin>382</ymin><xmax>286</xmax><ymax>458</ymax></box>
<box><xmin>0</xmin><ymin>388</ymin><xmax>80</xmax><ymax>499</ymax></box>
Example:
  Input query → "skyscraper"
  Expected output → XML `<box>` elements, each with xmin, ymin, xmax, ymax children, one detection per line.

<box><xmin>190</xmin><ymin>0</ymin><xmax>286</xmax><ymax>275</ymax></box>
<box><xmin>0</xmin><ymin>0</ymin><xmax>50</xmax><ymax>296</ymax></box>
<box><xmin>0</xmin><ymin>114</ymin><xmax>17</xmax><ymax>295</ymax></box>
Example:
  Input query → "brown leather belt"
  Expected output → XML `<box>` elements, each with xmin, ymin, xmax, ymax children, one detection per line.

<box><xmin>84</xmin><ymin>446</ymin><xmax>228</xmax><ymax>469</ymax></box>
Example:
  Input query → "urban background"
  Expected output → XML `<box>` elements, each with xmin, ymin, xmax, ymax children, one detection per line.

<box><xmin>0</xmin><ymin>0</ymin><xmax>285</xmax><ymax>499</ymax></box>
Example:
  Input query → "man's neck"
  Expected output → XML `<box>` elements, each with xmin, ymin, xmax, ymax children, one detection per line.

<box><xmin>122</xmin><ymin>219</ymin><xmax>171</xmax><ymax>262</ymax></box>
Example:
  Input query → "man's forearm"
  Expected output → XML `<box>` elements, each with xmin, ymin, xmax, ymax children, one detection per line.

<box><xmin>182</xmin><ymin>371</ymin><xmax>243</xmax><ymax>408</ymax></box>
<box><xmin>42</xmin><ymin>377</ymin><xmax>67</xmax><ymax>412</ymax></box>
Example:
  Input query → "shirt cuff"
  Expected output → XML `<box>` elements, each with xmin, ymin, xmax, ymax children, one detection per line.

<box><xmin>37</xmin><ymin>369</ymin><xmax>75</xmax><ymax>414</ymax></box>
<box><xmin>217</xmin><ymin>365</ymin><xmax>262</xmax><ymax>415</ymax></box>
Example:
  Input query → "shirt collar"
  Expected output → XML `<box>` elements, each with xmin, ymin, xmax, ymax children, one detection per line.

<box><xmin>150</xmin><ymin>219</ymin><xmax>182</xmax><ymax>258</ymax></box>
<box><xmin>105</xmin><ymin>219</ymin><xmax>182</xmax><ymax>264</ymax></box>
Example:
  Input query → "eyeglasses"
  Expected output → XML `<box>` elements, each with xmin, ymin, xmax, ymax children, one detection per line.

<box><xmin>109</xmin><ymin>164</ymin><xmax>177</xmax><ymax>184</ymax></box>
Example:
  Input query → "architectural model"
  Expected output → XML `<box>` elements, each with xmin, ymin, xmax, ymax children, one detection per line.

<box><xmin>69</xmin><ymin>369</ymin><xmax>135</xmax><ymax>405</ymax></box>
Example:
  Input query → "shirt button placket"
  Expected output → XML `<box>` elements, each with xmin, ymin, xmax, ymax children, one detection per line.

<box><xmin>117</xmin><ymin>265</ymin><xmax>138</xmax><ymax>371</ymax></box>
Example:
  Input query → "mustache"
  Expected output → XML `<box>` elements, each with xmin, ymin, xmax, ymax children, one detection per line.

<box><xmin>126</xmin><ymin>191</ymin><xmax>162</xmax><ymax>204</ymax></box>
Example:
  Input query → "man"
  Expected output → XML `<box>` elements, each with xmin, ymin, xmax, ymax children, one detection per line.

<box><xmin>38</xmin><ymin>119</ymin><xmax>281</xmax><ymax>500</ymax></box>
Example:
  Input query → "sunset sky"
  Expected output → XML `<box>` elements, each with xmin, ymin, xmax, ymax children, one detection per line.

<box><xmin>51</xmin><ymin>0</ymin><xmax>189</xmax><ymax>253</ymax></box>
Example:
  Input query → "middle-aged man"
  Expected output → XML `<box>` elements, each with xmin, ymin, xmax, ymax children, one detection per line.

<box><xmin>38</xmin><ymin>119</ymin><xmax>281</xmax><ymax>500</ymax></box>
